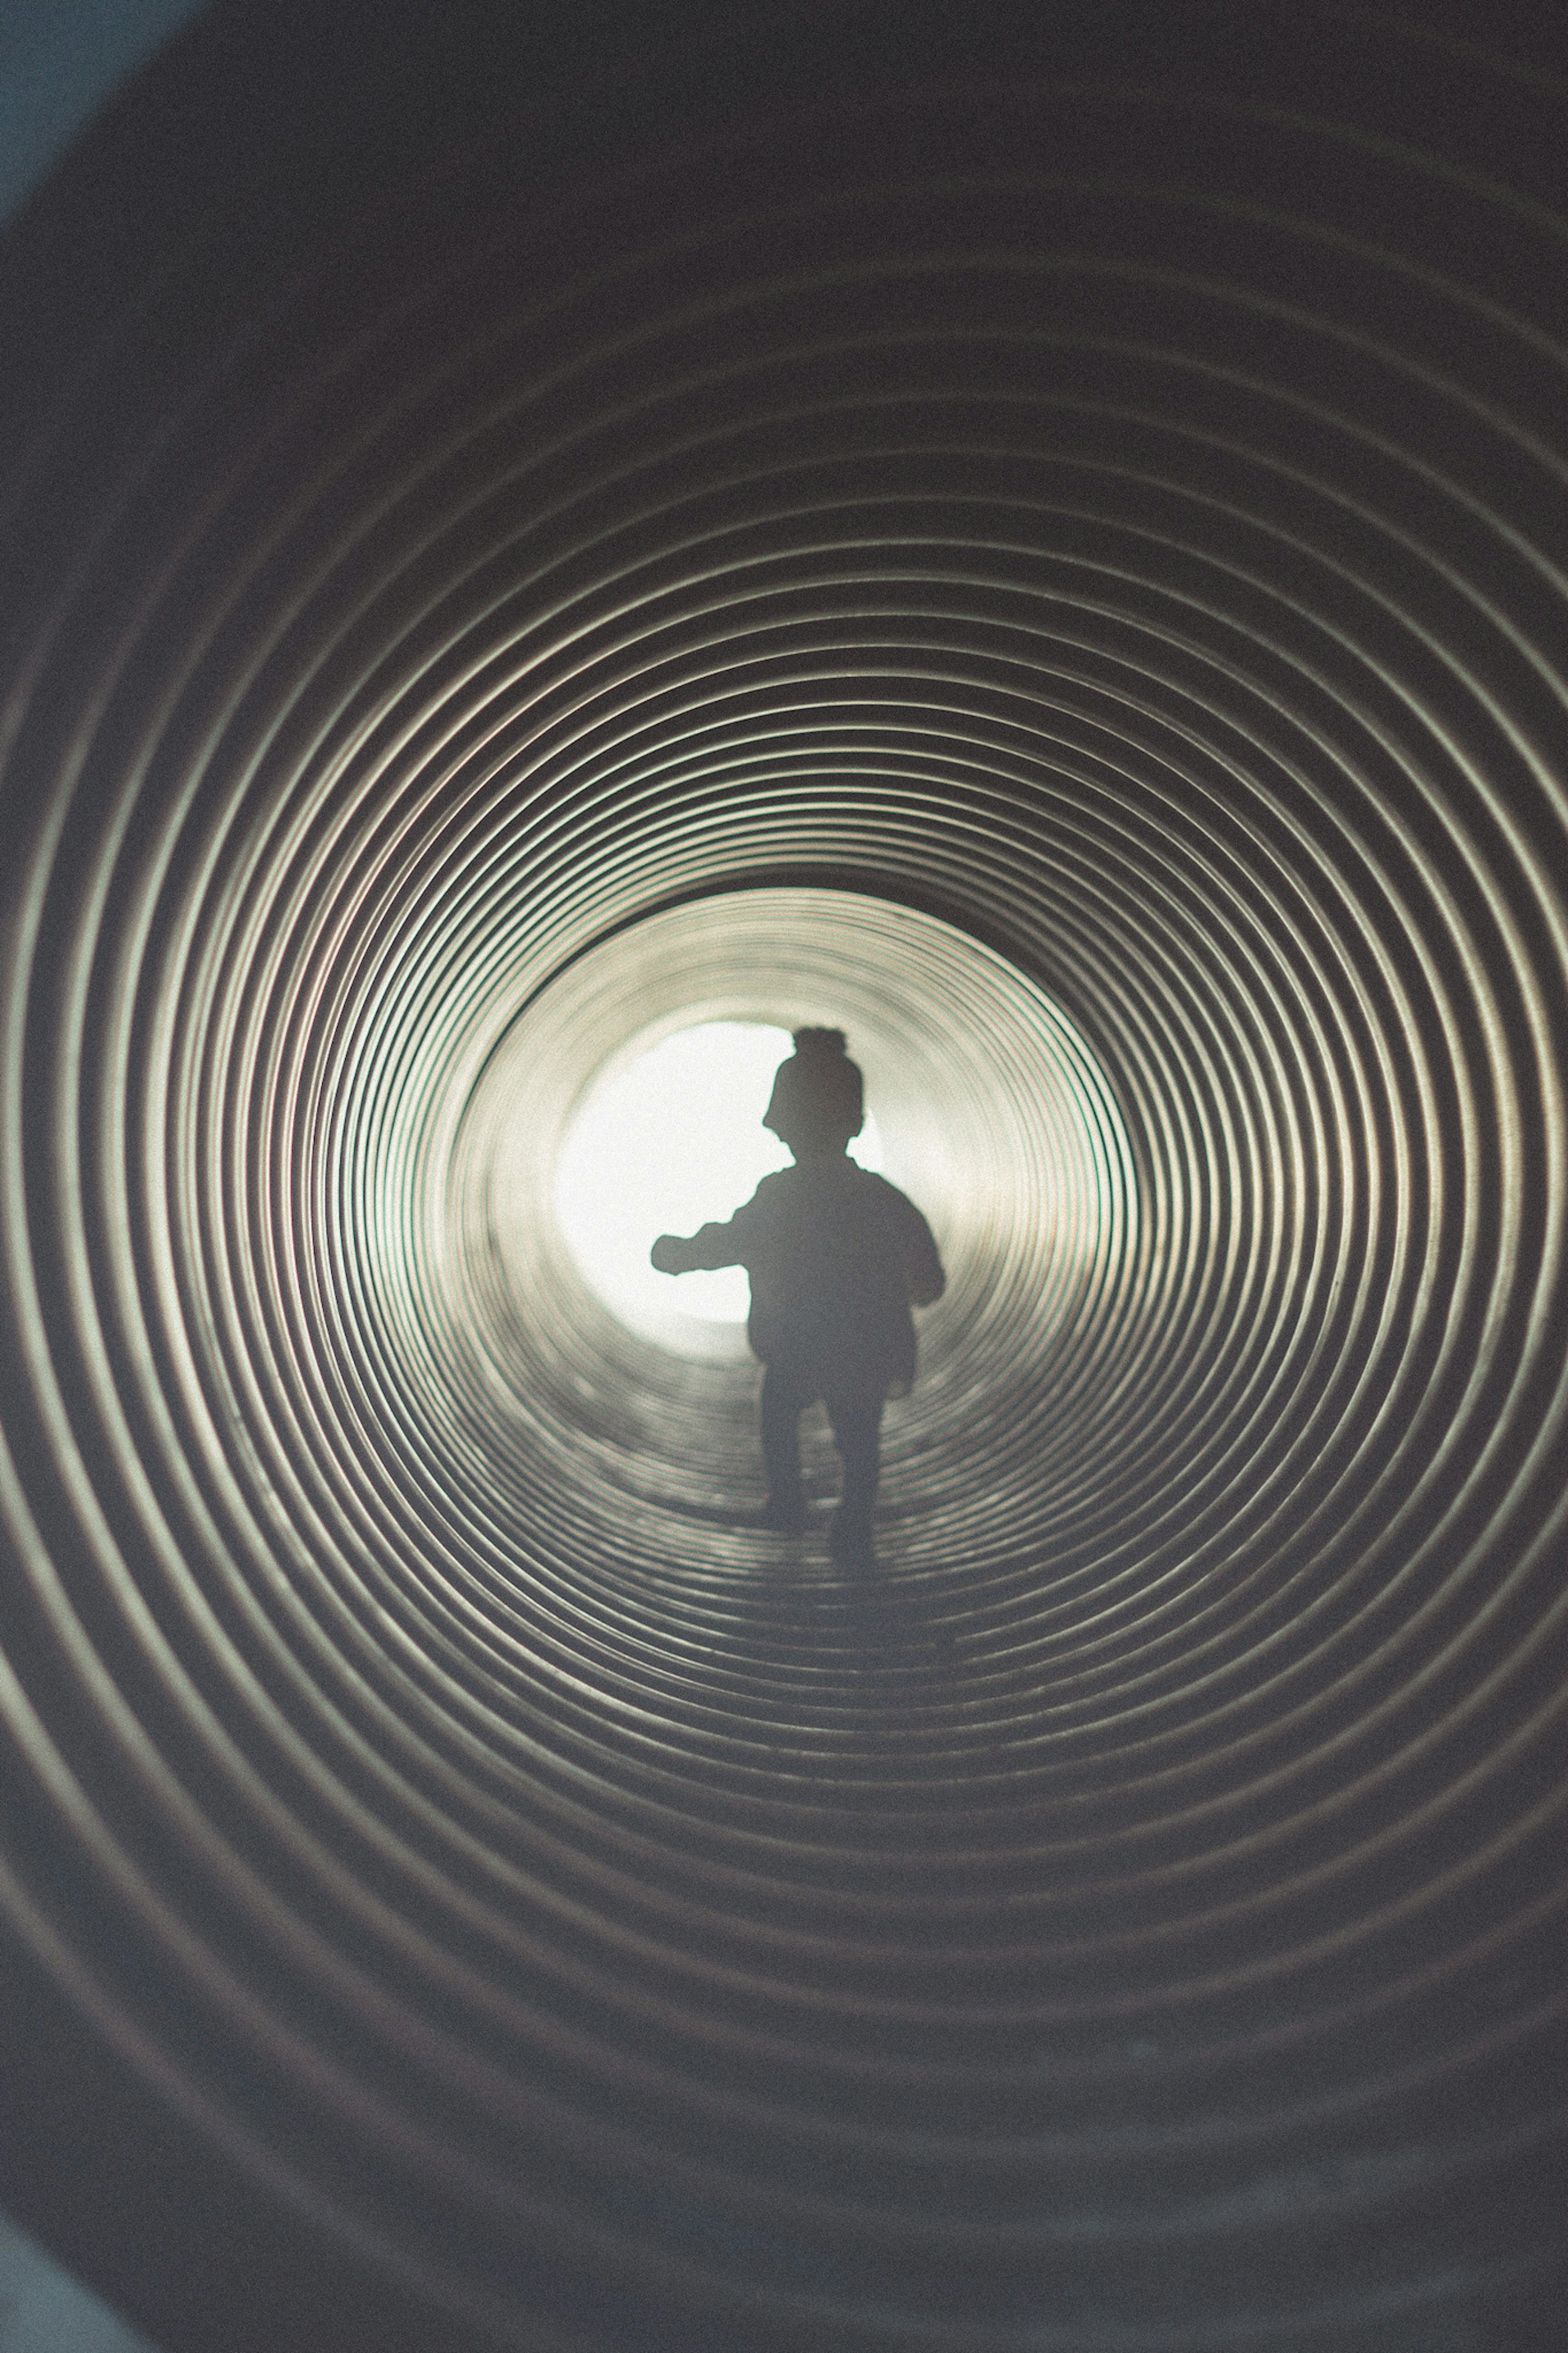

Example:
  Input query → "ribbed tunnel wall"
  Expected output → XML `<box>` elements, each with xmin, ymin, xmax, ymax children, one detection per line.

<box><xmin>0</xmin><ymin>6</ymin><xmax>1563</xmax><ymax>2349</ymax></box>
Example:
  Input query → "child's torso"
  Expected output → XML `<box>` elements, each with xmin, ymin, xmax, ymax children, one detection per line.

<box><xmin>741</xmin><ymin>1162</ymin><xmax>917</xmax><ymax>1383</ymax></box>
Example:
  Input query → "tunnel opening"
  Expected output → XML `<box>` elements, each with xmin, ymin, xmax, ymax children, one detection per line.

<box><xmin>442</xmin><ymin>886</ymin><xmax>1137</xmax><ymax>1583</ymax></box>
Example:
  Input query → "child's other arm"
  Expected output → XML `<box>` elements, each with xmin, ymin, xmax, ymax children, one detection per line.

<box><xmin>902</xmin><ymin>1204</ymin><xmax>946</xmax><ymax>1306</ymax></box>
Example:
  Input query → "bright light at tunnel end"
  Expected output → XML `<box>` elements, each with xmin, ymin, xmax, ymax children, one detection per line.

<box><xmin>554</xmin><ymin>1021</ymin><xmax>884</xmax><ymax>1347</ymax></box>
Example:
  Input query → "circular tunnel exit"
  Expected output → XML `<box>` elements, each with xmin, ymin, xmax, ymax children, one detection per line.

<box><xmin>454</xmin><ymin>888</ymin><xmax>1136</xmax><ymax>1565</ymax></box>
<box><xmin>0</xmin><ymin>5</ymin><xmax>1561</xmax><ymax>2351</ymax></box>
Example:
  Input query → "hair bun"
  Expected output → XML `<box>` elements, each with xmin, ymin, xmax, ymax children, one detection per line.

<box><xmin>791</xmin><ymin>1026</ymin><xmax>847</xmax><ymax>1055</ymax></box>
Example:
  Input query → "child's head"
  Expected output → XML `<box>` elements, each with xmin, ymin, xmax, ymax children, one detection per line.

<box><xmin>763</xmin><ymin>1027</ymin><xmax>864</xmax><ymax>1157</ymax></box>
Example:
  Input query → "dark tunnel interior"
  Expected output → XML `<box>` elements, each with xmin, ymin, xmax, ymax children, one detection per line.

<box><xmin>0</xmin><ymin>4</ymin><xmax>1563</xmax><ymax>2349</ymax></box>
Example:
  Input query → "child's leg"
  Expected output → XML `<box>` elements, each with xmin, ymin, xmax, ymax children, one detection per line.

<box><xmin>824</xmin><ymin>1385</ymin><xmax>885</xmax><ymax>1563</ymax></box>
<box><xmin>758</xmin><ymin>1362</ymin><xmax>808</xmax><ymax>1529</ymax></box>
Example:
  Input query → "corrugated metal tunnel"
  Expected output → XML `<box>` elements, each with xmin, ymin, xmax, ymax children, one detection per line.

<box><xmin>0</xmin><ymin>5</ymin><xmax>1563</xmax><ymax>2349</ymax></box>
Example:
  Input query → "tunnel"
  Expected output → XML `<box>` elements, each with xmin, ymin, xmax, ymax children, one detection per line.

<box><xmin>0</xmin><ymin>4</ymin><xmax>1563</xmax><ymax>2349</ymax></box>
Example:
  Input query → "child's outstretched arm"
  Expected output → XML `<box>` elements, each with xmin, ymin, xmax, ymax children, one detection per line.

<box><xmin>650</xmin><ymin>1216</ymin><xmax>746</xmax><ymax>1276</ymax></box>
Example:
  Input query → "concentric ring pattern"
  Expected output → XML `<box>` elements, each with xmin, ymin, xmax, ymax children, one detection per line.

<box><xmin>0</xmin><ymin>5</ymin><xmax>1563</xmax><ymax>2348</ymax></box>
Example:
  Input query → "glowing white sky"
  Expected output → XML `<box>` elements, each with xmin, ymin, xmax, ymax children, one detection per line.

<box><xmin>555</xmin><ymin>1021</ymin><xmax>882</xmax><ymax>1337</ymax></box>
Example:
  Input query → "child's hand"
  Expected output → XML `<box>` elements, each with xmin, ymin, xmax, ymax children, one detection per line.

<box><xmin>650</xmin><ymin>1234</ymin><xmax>690</xmax><ymax>1274</ymax></box>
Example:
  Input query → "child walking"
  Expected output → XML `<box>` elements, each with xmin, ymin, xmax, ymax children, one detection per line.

<box><xmin>651</xmin><ymin>1028</ymin><xmax>944</xmax><ymax>1566</ymax></box>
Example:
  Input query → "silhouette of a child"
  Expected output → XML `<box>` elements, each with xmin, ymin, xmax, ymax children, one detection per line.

<box><xmin>651</xmin><ymin>1028</ymin><xmax>944</xmax><ymax>1566</ymax></box>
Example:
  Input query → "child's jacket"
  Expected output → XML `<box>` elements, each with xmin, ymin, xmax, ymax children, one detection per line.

<box><xmin>680</xmin><ymin>1158</ymin><xmax>944</xmax><ymax>1394</ymax></box>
